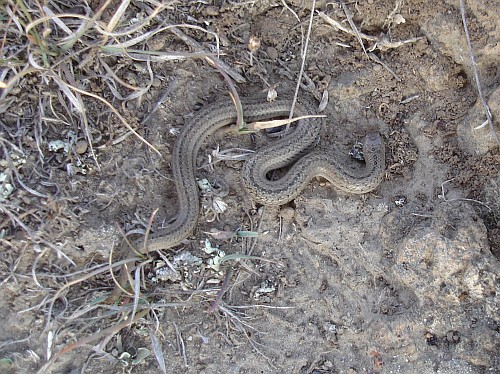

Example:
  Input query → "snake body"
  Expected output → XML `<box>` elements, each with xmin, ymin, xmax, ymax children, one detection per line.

<box><xmin>137</xmin><ymin>98</ymin><xmax>385</xmax><ymax>253</ymax></box>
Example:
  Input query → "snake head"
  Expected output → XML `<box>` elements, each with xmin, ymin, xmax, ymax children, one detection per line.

<box><xmin>362</xmin><ymin>132</ymin><xmax>384</xmax><ymax>157</ymax></box>
<box><xmin>364</xmin><ymin>131</ymin><xmax>382</xmax><ymax>146</ymax></box>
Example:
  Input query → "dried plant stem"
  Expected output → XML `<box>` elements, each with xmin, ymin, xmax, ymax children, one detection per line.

<box><xmin>65</xmin><ymin>82</ymin><xmax>161</xmax><ymax>156</ymax></box>
<box><xmin>44</xmin><ymin>257</ymin><xmax>141</xmax><ymax>329</ymax></box>
<box><xmin>459</xmin><ymin>0</ymin><xmax>499</xmax><ymax>144</ymax></box>
<box><xmin>339</xmin><ymin>0</ymin><xmax>367</xmax><ymax>55</ymax></box>
<box><xmin>168</xmin><ymin>26</ymin><xmax>246</xmax><ymax>84</ymax></box>
<box><xmin>289</xmin><ymin>0</ymin><xmax>316</xmax><ymax>123</ymax></box>
<box><xmin>37</xmin><ymin>309</ymin><xmax>149</xmax><ymax>374</ymax></box>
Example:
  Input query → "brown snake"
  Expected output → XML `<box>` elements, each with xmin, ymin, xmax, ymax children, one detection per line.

<box><xmin>131</xmin><ymin>97</ymin><xmax>385</xmax><ymax>254</ymax></box>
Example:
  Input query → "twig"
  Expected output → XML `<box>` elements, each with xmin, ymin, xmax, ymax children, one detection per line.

<box><xmin>173</xmin><ymin>323</ymin><xmax>188</xmax><ymax>368</ymax></box>
<box><xmin>318</xmin><ymin>11</ymin><xmax>377</xmax><ymax>41</ymax></box>
<box><xmin>318</xmin><ymin>11</ymin><xmax>423</xmax><ymax>52</ymax></box>
<box><xmin>339</xmin><ymin>0</ymin><xmax>367</xmax><ymax>55</ymax></box>
<box><xmin>368</xmin><ymin>53</ymin><xmax>401</xmax><ymax>81</ymax></box>
<box><xmin>459</xmin><ymin>0</ymin><xmax>499</xmax><ymax>144</ymax></box>
<box><xmin>37</xmin><ymin>309</ymin><xmax>149</xmax><ymax>374</ymax></box>
<box><xmin>289</xmin><ymin>0</ymin><xmax>316</xmax><ymax>127</ymax></box>
<box><xmin>438</xmin><ymin>178</ymin><xmax>492</xmax><ymax>211</ymax></box>
<box><xmin>208</xmin><ymin>267</ymin><xmax>233</xmax><ymax>313</ymax></box>
<box><xmin>43</xmin><ymin>257</ymin><xmax>141</xmax><ymax>329</ymax></box>
<box><xmin>0</xmin><ymin>202</ymin><xmax>76</xmax><ymax>266</ymax></box>
<box><xmin>247</xmin><ymin>206</ymin><xmax>266</xmax><ymax>257</ymax></box>
<box><xmin>206</xmin><ymin>58</ymin><xmax>245</xmax><ymax>130</ymax></box>
<box><xmin>63</xmin><ymin>81</ymin><xmax>161</xmax><ymax>156</ymax></box>
<box><xmin>383</xmin><ymin>0</ymin><xmax>404</xmax><ymax>29</ymax></box>
<box><xmin>141</xmin><ymin>77</ymin><xmax>178</xmax><ymax>124</ymax></box>
<box><xmin>280</xmin><ymin>0</ymin><xmax>304</xmax><ymax>55</ymax></box>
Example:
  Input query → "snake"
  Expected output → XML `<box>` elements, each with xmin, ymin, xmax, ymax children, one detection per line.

<box><xmin>133</xmin><ymin>97</ymin><xmax>385</xmax><ymax>254</ymax></box>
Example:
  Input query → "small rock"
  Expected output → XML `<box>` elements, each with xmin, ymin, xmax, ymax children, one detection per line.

<box><xmin>205</xmin><ymin>6</ymin><xmax>219</xmax><ymax>16</ymax></box>
<box><xmin>266</xmin><ymin>46</ymin><xmax>278</xmax><ymax>61</ymax></box>
<box><xmin>248</xmin><ymin>36</ymin><xmax>261</xmax><ymax>53</ymax></box>
<box><xmin>152</xmin><ymin>78</ymin><xmax>162</xmax><ymax>88</ymax></box>
<box><xmin>75</xmin><ymin>140</ymin><xmax>88</xmax><ymax>154</ymax></box>
<box><xmin>279</xmin><ymin>206</ymin><xmax>295</xmax><ymax>220</ymax></box>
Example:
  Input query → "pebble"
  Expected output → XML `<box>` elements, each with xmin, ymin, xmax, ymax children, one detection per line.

<box><xmin>205</xmin><ymin>6</ymin><xmax>219</xmax><ymax>16</ymax></box>
<box><xmin>279</xmin><ymin>206</ymin><xmax>295</xmax><ymax>220</ymax></box>
<box><xmin>75</xmin><ymin>140</ymin><xmax>88</xmax><ymax>154</ymax></box>
<box><xmin>266</xmin><ymin>46</ymin><xmax>278</xmax><ymax>61</ymax></box>
<box><xmin>152</xmin><ymin>78</ymin><xmax>162</xmax><ymax>88</ymax></box>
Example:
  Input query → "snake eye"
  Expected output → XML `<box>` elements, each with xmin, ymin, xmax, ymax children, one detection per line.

<box><xmin>264</xmin><ymin>120</ymin><xmax>294</xmax><ymax>138</ymax></box>
<box><xmin>265</xmin><ymin>125</ymin><xmax>287</xmax><ymax>135</ymax></box>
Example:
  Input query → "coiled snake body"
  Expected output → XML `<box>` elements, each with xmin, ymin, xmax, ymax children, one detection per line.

<box><xmin>134</xmin><ymin>97</ymin><xmax>385</xmax><ymax>253</ymax></box>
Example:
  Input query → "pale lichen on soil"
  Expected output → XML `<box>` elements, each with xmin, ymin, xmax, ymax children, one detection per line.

<box><xmin>0</xmin><ymin>0</ymin><xmax>499</xmax><ymax>373</ymax></box>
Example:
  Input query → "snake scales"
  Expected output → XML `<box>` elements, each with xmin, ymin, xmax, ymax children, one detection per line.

<box><xmin>133</xmin><ymin>97</ymin><xmax>385</xmax><ymax>254</ymax></box>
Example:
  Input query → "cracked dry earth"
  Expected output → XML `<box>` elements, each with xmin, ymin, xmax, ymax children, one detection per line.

<box><xmin>0</xmin><ymin>0</ymin><xmax>499</xmax><ymax>373</ymax></box>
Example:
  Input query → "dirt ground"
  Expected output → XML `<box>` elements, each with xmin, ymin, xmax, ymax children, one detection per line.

<box><xmin>0</xmin><ymin>0</ymin><xmax>499</xmax><ymax>373</ymax></box>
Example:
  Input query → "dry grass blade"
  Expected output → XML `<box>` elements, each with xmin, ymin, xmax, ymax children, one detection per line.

<box><xmin>23</xmin><ymin>13</ymin><xmax>94</xmax><ymax>62</ymax></box>
<box><xmin>105</xmin><ymin>25</ymin><xmax>178</xmax><ymax>49</ymax></box>
<box><xmin>319</xmin><ymin>10</ymin><xmax>424</xmax><ymax>53</ymax></box>
<box><xmin>372</xmin><ymin>36</ymin><xmax>425</xmax><ymax>52</ymax></box>
<box><xmin>25</xmin><ymin>12</ymin><xmax>92</xmax><ymax>39</ymax></box>
<box><xmin>96</xmin><ymin>2</ymin><xmax>172</xmax><ymax>37</ymax></box>
<box><xmin>207</xmin><ymin>57</ymin><xmax>245</xmax><ymax>130</ymax></box>
<box><xmin>60</xmin><ymin>0</ymin><xmax>114</xmax><ymax>52</ymax></box>
<box><xmin>142</xmin><ymin>208</ymin><xmax>159</xmax><ymax>252</ymax></box>
<box><xmin>173</xmin><ymin>322</ymin><xmax>188</xmax><ymax>367</ymax></box>
<box><xmin>339</xmin><ymin>0</ymin><xmax>367</xmax><ymax>55</ymax></box>
<box><xmin>280</xmin><ymin>0</ymin><xmax>304</xmax><ymax>54</ymax></box>
<box><xmin>106</xmin><ymin>23</ymin><xmax>219</xmax><ymax>50</ymax></box>
<box><xmin>100</xmin><ymin>58</ymin><xmax>143</xmax><ymax>92</ymax></box>
<box><xmin>0</xmin><ymin>67</ymin><xmax>39</xmax><ymax>99</ymax></box>
<box><xmin>218</xmin><ymin>253</ymin><xmax>282</xmax><ymax>265</ymax></box>
<box><xmin>100</xmin><ymin>58</ymin><xmax>153</xmax><ymax>105</ymax></box>
<box><xmin>148</xmin><ymin>327</ymin><xmax>167</xmax><ymax>374</ymax></box>
<box><xmin>368</xmin><ymin>53</ymin><xmax>401</xmax><ymax>81</ymax></box>
<box><xmin>131</xmin><ymin>265</ymin><xmax>142</xmax><ymax>324</ymax></box>
<box><xmin>40</xmin><ymin>7</ymin><xmax>73</xmax><ymax>36</ymax></box>
<box><xmin>209</xmin><ymin>267</ymin><xmax>233</xmax><ymax>313</ymax></box>
<box><xmin>169</xmin><ymin>26</ymin><xmax>246</xmax><ymax>84</ymax></box>
<box><xmin>141</xmin><ymin>77</ymin><xmax>178</xmax><ymax>124</ymax></box>
<box><xmin>318</xmin><ymin>11</ymin><xmax>377</xmax><ymax>42</ymax></box>
<box><xmin>64</xmin><ymin>82</ymin><xmax>161</xmax><ymax>156</ymax></box>
<box><xmin>0</xmin><ymin>202</ymin><xmax>76</xmax><ymax>265</ymax></box>
<box><xmin>217</xmin><ymin>304</ymin><xmax>275</xmax><ymax>367</ymax></box>
<box><xmin>109</xmin><ymin>236</ymin><xmax>134</xmax><ymax>298</ymax></box>
<box><xmin>474</xmin><ymin>120</ymin><xmax>488</xmax><ymax>131</ymax></box>
<box><xmin>37</xmin><ymin>309</ymin><xmax>150</xmax><ymax>374</ymax></box>
<box><xmin>44</xmin><ymin>256</ymin><xmax>141</xmax><ymax>329</ymax></box>
<box><xmin>438</xmin><ymin>179</ymin><xmax>492</xmax><ymax>211</ymax></box>
<box><xmin>245</xmin><ymin>114</ymin><xmax>326</xmax><ymax>132</ymax></box>
<box><xmin>106</xmin><ymin>0</ymin><xmax>131</xmax><ymax>33</ymax></box>
<box><xmin>102</xmin><ymin>47</ymin><xmax>212</xmax><ymax>61</ymax></box>
<box><xmin>212</xmin><ymin>147</ymin><xmax>254</xmax><ymax>161</ymax></box>
<box><xmin>288</xmin><ymin>0</ymin><xmax>316</xmax><ymax>129</ymax></box>
<box><xmin>51</xmin><ymin>74</ymin><xmax>85</xmax><ymax>113</ymax></box>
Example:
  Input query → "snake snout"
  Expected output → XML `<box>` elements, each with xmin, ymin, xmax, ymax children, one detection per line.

<box><xmin>365</xmin><ymin>132</ymin><xmax>382</xmax><ymax>146</ymax></box>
